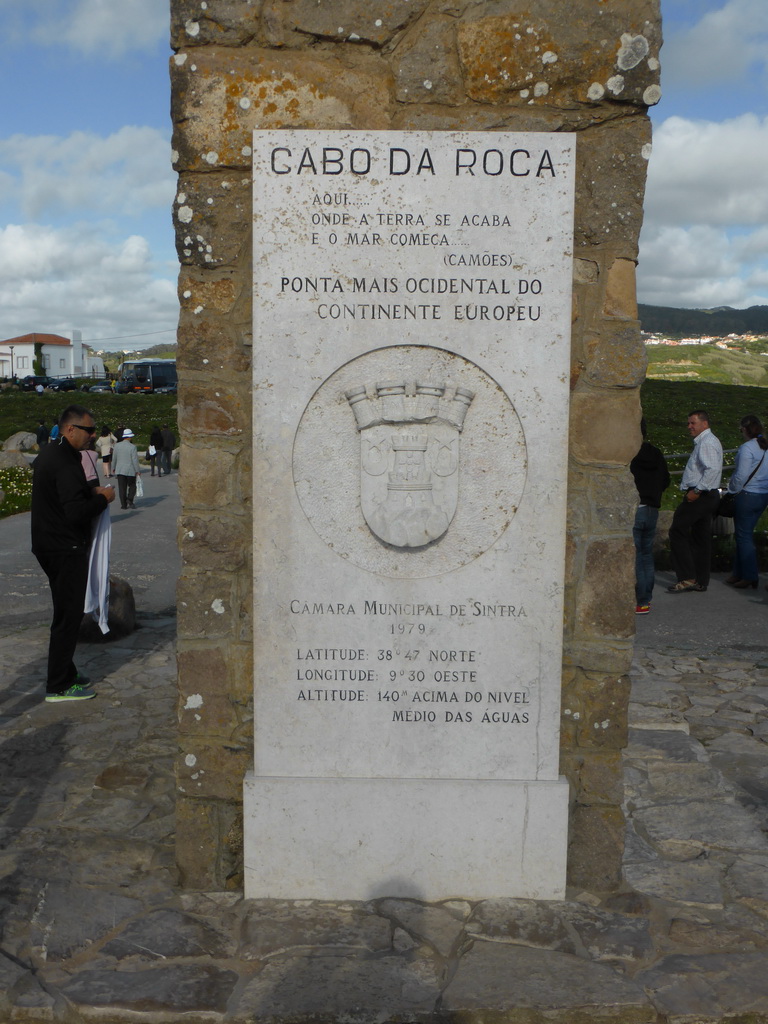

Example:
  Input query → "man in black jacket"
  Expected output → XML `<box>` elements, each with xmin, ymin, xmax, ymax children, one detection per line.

<box><xmin>31</xmin><ymin>405</ymin><xmax>115</xmax><ymax>702</ymax></box>
<box><xmin>630</xmin><ymin>419</ymin><xmax>671</xmax><ymax>614</ymax></box>
<box><xmin>35</xmin><ymin>420</ymin><xmax>49</xmax><ymax>446</ymax></box>
<box><xmin>159</xmin><ymin>423</ymin><xmax>176</xmax><ymax>476</ymax></box>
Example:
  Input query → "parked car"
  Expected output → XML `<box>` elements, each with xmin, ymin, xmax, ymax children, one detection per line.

<box><xmin>48</xmin><ymin>378</ymin><xmax>78</xmax><ymax>392</ymax></box>
<box><xmin>154</xmin><ymin>383</ymin><xmax>177</xmax><ymax>395</ymax></box>
<box><xmin>19</xmin><ymin>375</ymin><xmax>56</xmax><ymax>391</ymax></box>
<box><xmin>84</xmin><ymin>381</ymin><xmax>114</xmax><ymax>393</ymax></box>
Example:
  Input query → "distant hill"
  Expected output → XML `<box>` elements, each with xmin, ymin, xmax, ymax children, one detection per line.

<box><xmin>118</xmin><ymin>343</ymin><xmax>177</xmax><ymax>360</ymax></box>
<box><xmin>639</xmin><ymin>303</ymin><xmax>768</xmax><ymax>337</ymax></box>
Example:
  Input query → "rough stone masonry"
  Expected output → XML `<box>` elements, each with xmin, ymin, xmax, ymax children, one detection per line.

<box><xmin>170</xmin><ymin>0</ymin><xmax>662</xmax><ymax>890</ymax></box>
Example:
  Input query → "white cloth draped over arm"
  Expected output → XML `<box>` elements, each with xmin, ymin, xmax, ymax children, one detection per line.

<box><xmin>84</xmin><ymin>507</ymin><xmax>112</xmax><ymax>634</ymax></box>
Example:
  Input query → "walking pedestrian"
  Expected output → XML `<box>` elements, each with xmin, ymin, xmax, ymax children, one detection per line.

<box><xmin>112</xmin><ymin>428</ymin><xmax>141</xmax><ymax>509</ymax></box>
<box><xmin>160</xmin><ymin>423</ymin><xmax>176</xmax><ymax>476</ymax></box>
<box><xmin>95</xmin><ymin>425</ymin><xmax>116</xmax><ymax>478</ymax></box>
<box><xmin>148</xmin><ymin>425</ymin><xmax>163</xmax><ymax>476</ymax></box>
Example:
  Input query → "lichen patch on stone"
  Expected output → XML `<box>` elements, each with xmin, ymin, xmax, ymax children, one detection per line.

<box><xmin>616</xmin><ymin>33</ymin><xmax>649</xmax><ymax>71</ymax></box>
<box><xmin>643</xmin><ymin>84</ymin><xmax>661</xmax><ymax>106</ymax></box>
<box><xmin>606</xmin><ymin>75</ymin><xmax>624</xmax><ymax>95</ymax></box>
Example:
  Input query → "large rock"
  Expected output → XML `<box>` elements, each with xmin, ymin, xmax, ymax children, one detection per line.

<box><xmin>2</xmin><ymin>431</ymin><xmax>37</xmax><ymax>452</ymax></box>
<box><xmin>79</xmin><ymin>576</ymin><xmax>136</xmax><ymax>639</ymax></box>
<box><xmin>0</xmin><ymin>450</ymin><xmax>32</xmax><ymax>470</ymax></box>
<box><xmin>2</xmin><ymin>430</ymin><xmax>37</xmax><ymax>450</ymax></box>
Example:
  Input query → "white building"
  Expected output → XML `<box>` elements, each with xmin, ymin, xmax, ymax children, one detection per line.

<box><xmin>0</xmin><ymin>331</ymin><xmax>105</xmax><ymax>380</ymax></box>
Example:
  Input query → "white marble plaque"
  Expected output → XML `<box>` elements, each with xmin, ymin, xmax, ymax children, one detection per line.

<box><xmin>246</xmin><ymin>131</ymin><xmax>575</xmax><ymax>899</ymax></box>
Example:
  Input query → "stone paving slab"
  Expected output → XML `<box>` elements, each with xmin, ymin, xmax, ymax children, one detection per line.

<box><xmin>3</xmin><ymin>615</ymin><xmax>768</xmax><ymax>1021</ymax></box>
<box><xmin>441</xmin><ymin>943</ymin><xmax>656</xmax><ymax>1023</ymax></box>
<box><xmin>636</xmin><ymin>952</ymin><xmax>768</xmax><ymax>1021</ymax></box>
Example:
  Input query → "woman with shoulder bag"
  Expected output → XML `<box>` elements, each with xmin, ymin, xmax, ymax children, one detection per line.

<box><xmin>95</xmin><ymin>426</ymin><xmax>116</xmax><ymax>478</ymax></box>
<box><xmin>725</xmin><ymin>415</ymin><xmax>768</xmax><ymax>588</ymax></box>
<box><xmin>147</xmin><ymin>425</ymin><xmax>163</xmax><ymax>476</ymax></box>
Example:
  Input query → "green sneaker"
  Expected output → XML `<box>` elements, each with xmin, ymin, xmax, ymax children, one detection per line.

<box><xmin>45</xmin><ymin>683</ymin><xmax>97</xmax><ymax>702</ymax></box>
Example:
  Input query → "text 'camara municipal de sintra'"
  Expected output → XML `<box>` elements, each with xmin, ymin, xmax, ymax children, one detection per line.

<box><xmin>288</xmin><ymin>601</ymin><xmax>527</xmax><ymax>618</ymax></box>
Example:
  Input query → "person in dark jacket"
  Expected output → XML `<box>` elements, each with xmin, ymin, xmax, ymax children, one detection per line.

<box><xmin>148</xmin><ymin>425</ymin><xmax>163</xmax><ymax>476</ymax></box>
<box><xmin>630</xmin><ymin>419</ymin><xmax>671</xmax><ymax>614</ymax></box>
<box><xmin>159</xmin><ymin>424</ymin><xmax>176</xmax><ymax>476</ymax></box>
<box><xmin>36</xmin><ymin>420</ymin><xmax>49</xmax><ymax>446</ymax></box>
<box><xmin>31</xmin><ymin>405</ymin><xmax>115</xmax><ymax>701</ymax></box>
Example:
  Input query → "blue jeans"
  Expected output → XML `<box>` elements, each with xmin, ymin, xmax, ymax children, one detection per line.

<box><xmin>633</xmin><ymin>505</ymin><xmax>659</xmax><ymax>604</ymax></box>
<box><xmin>732</xmin><ymin>490</ymin><xmax>768</xmax><ymax>582</ymax></box>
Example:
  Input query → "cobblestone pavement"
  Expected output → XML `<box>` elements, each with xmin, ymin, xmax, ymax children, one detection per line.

<box><xmin>1</xmin><ymin>573</ymin><xmax>768</xmax><ymax>1022</ymax></box>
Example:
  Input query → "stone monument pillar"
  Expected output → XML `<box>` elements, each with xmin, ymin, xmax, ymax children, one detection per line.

<box><xmin>244</xmin><ymin>130</ymin><xmax>575</xmax><ymax>899</ymax></box>
<box><xmin>171</xmin><ymin>0</ymin><xmax>661</xmax><ymax>893</ymax></box>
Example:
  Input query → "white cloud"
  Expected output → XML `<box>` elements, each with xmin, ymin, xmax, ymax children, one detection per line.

<box><xmin>0</xmin><ymin>222</ymin><xmax>178</xmax><ymax>344</ymax></box>
<box><xmin>638</xmin><ymin>111</ymin><xmax>768</xmax><ymax>307</ymax></box>
<box><xmin>0</xmin><ymin>126</ymin><xmax>174</xmax><ymax>220</ymax></box>
<box><xmin>731</xmin><ymin>225</ymin><xmax>768</xmax><ymax>261</ymax></box>
<box><xmin>635</xmin><ymin>3</ymin><xmax>768</xmax><ymax>307</ymax></box>
<box><xmin>662</xmin><ymin>0</ymin><xmax>768</xmax><ymax>88</ymax></box>
<box><xmin>26</xmin><ymin>0</ymin><xmax>168</xmax><ymax>56</ymax></box>
<box><xmin>637</xmin><ymin>222</ymin><xmax>768</xmax><ymax>308</ymax></box>
<box><xmin>644</xmin><ymin>114</ymin><xmax>768</xmax><ymax>228</ymax></box>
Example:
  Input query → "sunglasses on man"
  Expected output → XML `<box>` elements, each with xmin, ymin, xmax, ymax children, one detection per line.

<box><xmin>71</xmin><ymin>424</ymin><xmax>96</xmax><ymax>434</ymax></box>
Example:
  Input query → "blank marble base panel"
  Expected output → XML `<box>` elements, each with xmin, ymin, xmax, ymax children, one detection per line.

<box><xmin>243</xmin><ymin>773</ymin><xmax>569</xmax><ymax>901</ymax></box>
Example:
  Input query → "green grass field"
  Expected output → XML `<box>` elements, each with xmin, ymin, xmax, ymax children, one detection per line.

<box><xmin>640</xmin><ymin>378</ymin><xmax>768</xmax><ymax>454</ymax></box>
<box><xmin>0</xmin><ymin>388</ymin><xmax>178</xmax><ymax>452</ymax></box>
<box><xmin>2</xmin><ymin>375</ymin><xmax>767</xmax><ymax>524</ymax></box>
<box><xmin>0</xmin><ymin>389</ymin><xmax>179</xmax><ymax>519</ymax></box>
<box><xmin>646</xmin><ymin>343</ymin><xmax>768</xmax><ymax>388</ymax></box>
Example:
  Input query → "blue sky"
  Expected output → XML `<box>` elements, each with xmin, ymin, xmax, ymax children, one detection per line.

<box><xmin>0</xmin><ymin>0</ymin><xmax>766</xmax><ymax>351</ymax></box>
<box><xmin>0</xmin><ymin>0</ymin><xmax>176</xmax><ymax>353</ymax></box>
<box><xmin>637</xmin><ymin>0</ymin><xmax>768</xmax><ymax>311</ymax></box>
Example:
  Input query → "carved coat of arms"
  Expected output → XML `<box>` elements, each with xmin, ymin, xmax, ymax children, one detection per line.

<box><xmin>345</xmin><ymin>382</ymin><xmax>474</xmax><ymax>549</ymax></box>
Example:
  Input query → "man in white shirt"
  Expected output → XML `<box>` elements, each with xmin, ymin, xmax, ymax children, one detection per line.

<box><xmin>667</xmin><ymin>409</ymin><xmax>723</xmax><ymax>593</ymax></box>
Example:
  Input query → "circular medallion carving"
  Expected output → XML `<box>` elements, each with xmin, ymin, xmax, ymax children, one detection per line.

<box><xmin>293</xmin><ymin>345</ymin><xmax>527</xmax><ymax>578</ymax></box>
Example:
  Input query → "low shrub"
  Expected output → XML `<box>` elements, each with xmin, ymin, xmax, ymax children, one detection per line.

<box><xmin>0</xmin><ymin>465</ymin><xmax>33</xmax><ymax>518</ymax></box>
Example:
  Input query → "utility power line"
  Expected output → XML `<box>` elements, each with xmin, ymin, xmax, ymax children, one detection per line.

<box><xmin>84</xmin><ymin>328</ymin><xmax>177</xmax><ymax>344</ymax></box>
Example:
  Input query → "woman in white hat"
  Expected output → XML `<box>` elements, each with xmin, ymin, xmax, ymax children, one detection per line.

<box><xmin>110</xmin><ymin>428</ymin><xmax>141</xmax><ymax>509</ymax></box>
